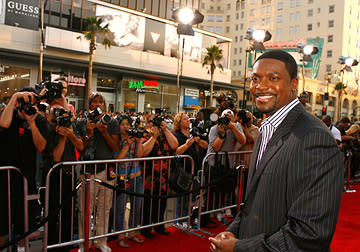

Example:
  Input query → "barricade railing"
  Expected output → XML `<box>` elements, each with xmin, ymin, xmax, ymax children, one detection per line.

<box><xmin>43</xmin><ymin>155</ymin><xmax>195</xmax><ymax>251</ymax></box>
<box><xmin>0</xmin><ymin>166</ymin><xmax>30</xmax><ymax>252</ymax></box>
<box><xmin>197</xmin><ymin>151</ymin><xmax>253</xmax><ymax>230</ymax></box>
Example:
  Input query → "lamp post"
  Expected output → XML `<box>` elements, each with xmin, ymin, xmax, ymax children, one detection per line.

<box><xmin>336</xmin><ymin>56</ymin><xmax>359</xmax><ymax>120</ymax></box>
<box><xmin>172</xmin><ymin>7</ymin><xmax>203</xmax><ymax>113</ymax></box>
<box><xmin>296</xmin><ymin>44</ymin><xmax>318</xmax><ymax>92</ymax></box>
<box><xmin>243</xmin><ymin>28</ymin><xmax>272</xmax><ymax>109</ymax></box>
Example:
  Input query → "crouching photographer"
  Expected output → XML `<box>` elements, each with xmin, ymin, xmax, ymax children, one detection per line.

<box><xmin>44</xmin><ymin>105</ymin><xmax>83</xmax><ymax>251</ymax></box>
<box><xmin>0</xmin><ymin>87</ymin><xmax>47</xmax><ymax>252</ymax></box>
<box><xmin>76</xmin><ymin>92</ymin><xmax>119</xmax><ymax>252</ymax></box>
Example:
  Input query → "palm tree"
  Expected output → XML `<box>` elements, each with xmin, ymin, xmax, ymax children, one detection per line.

<box><xmin>335</xmin><ymin>81</ymin><xmax>347</xmax><ymax>121</ymax></box>
<box><xmin>202</xmin><ymin>45</ymin><xmax>223</xmax><ymax>107</ymax></box>
<box><xmin>81</xmin><ymin>17</ymin><xmax>112</xmax><ymax>100</ymax></box>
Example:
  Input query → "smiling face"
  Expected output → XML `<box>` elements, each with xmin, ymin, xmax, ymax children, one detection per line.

<box><xmin>250</xmin><ymin>58</ymin><xmax>298</xmax><ymax>117</ymax></box>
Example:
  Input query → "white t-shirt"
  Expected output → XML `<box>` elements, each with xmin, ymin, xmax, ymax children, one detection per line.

<box><xmin>330</xmin><ymin>124</ymin><xmax>341</xmax><ymax>142</ymax></box>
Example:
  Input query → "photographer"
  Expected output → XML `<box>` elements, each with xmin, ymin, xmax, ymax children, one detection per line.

<box><xmin>44</xmin><ymin>105</ymin><xmax>83</xmax><ymax>251</ymax></box>
<box><xmin>111</xmin><ymin>115</ymin><xmax>144</xmax><ymax>248</ymax></box>
<box><xmin>214</xmin><ymin>94</ymin><xmax>235</xmax><ymax>117</ymax></box>
<box><xmin>343</xmin><ymin>124</ymin><xmax>360</xmax><ymax>179</ymax></box>
<box><xmin>0</xmin><ymin>87</ymin><xmax>47</xmax><ymax>252</ymax></box>
<box><xmin>140</xmin><ymin>114</ymin><xmax>178</xmax><ymax>239</ymax></box>
<box><xmin>76</xmin><ymin>92</ymin><xmax>119</xmax><ymax>252</ymax></box>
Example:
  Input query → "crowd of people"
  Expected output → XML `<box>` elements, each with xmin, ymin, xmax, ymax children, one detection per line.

<box><xmin>0</xmin><ymin>79</ymin><xmax>258</xmax><ymax>252</ymax></box>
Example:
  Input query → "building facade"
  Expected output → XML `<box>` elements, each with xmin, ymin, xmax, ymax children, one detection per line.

<box><xmin>0</xmin><ymin>0</ymin><xmax>235</xmax><ymax>113</ymax></box>
<box><xmin>200</xmin><ymin>0</ymin><xmax>360</xmax><ymax>120</ymax></box>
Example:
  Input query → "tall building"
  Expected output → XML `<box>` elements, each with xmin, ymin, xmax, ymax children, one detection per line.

<box><xmin>200</xmin><ymin>0</ymin><xmax>360</xmax><ymax>120</ymax></box>
<box><xmin>0</xmin><ymin>0</ymin><xmax>234</xmax><ymax>113</ymax></box>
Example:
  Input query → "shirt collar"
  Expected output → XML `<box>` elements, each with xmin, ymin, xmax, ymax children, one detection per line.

<box><xmin>260</xmin><ymin>98</ymin><xmax>300</xmax><ymax>132</ymax></box>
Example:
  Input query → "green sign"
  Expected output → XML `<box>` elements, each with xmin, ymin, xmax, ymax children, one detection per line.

<box><xmin>129</xmin><ymin>80</ymin><xmax>159</xmax><ymax>89</ymax></box>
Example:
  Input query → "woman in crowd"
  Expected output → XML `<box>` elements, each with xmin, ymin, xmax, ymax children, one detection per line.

<box><xmin>112</xmin><ymin>115</ymin><xmax>144</xmax><ymax>248</ymax></box>
<box><xmin>172</xmin><ymin>112</ymin><xmax>208</xmax><ymax>220</ymax></box>
<box><xmin>140</xmin><ymin>113</ymin><xmax>178</xmax><ymax>239</ymax></box>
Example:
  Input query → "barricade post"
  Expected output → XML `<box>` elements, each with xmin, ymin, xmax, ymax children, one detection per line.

<box><xmin>197</xmin><ymin>151</ymin><xmax>252</xmax><ymax>230</ymax></box>
<box><xmin>0</xmin><ymin>166</ymin><xmax>30</xmax><ymax>252</ymax></box>
<box><xmin>43</xmin><ymin>155</ymin><xmax>195</xmax><ymax>251</ymax></box>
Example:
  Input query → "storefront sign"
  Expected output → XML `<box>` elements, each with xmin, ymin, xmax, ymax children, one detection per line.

<box><xmin>264</xmin><ymin>38</ymin><xmax>306</xmax><ymax>48</ymax></box>
<box><xmin>204</xmin><ymin>90</ymin><xmax>221</xmax><ymax>97</ymax></box>
<box><xmin>68</xmin><ymin>75</ymin><xmax>86</xmax><ymax>87</ymax></box>
<box><xmin>185</xmin><ymin>88</ymin><xmax>199</xmax><ymax>97</ymax></box>
<box><xmin>129</xmin><ymin>80</ymin><xmax>159</xmax><ymax>90</ymax></box>
<box><xmin>5</xmin><ymin>0</ymin><xmax>39</xmax><ymax>30</ymax></box>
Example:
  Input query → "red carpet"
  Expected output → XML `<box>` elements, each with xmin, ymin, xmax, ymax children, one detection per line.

<box><xmin>330</xmin><ymin>183</ymin><xmax>360</xmax><ymax>252</ymax></box>
<box><xmin>70</xmin><ymin>184</ymin><xmax>360</xmax><ymax>251</ymax></box>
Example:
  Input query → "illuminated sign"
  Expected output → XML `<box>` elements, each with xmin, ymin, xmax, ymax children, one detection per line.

<box><xmin>264</xmin><ymin>38</ymin><xmax>306</xmax><ymax>48</ymax></box>
<box><xmin>129</xmin><ymin>80</ymin><xmax>159</xmax><ymax>90</ymax></box>
<box><xmin>68</xmin><ymin>75</ymin><xmax>86</xmax><ymax>87</ymax></box>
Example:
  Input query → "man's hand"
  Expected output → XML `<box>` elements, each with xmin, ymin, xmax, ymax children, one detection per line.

<box><xmin>150</xmin><ymin>126</ymin><xmax>161</xmax><ymax>138</ymax></box>
<box><xmin>23</xmin><ymin>110</ymin><xmax>38</xmax><ymax>124</ymax></box>
<box><xmin>217</xmin><ymin>124</ymin><xmax>226</xmax><ymax>136</ymax></box>
<box><xmin>209</xmin><ymin>232</ymin><xmax>237</xmax><ymax>252</ymax></box>
<box><xmin>96</xmin><ymin>121</ymin><xmax>108</xmax><ymax>134</ymax></box>
<box><xmin>15</xmin><ymin>91</ymin><xmax>37</xmax><ymax>104</ymax></box>
<box><xmin>160</xmin><ymin>120</ymin><xmax>168</xmax><ymax>132</ymax></box>
<box><xmin>56</xmin><ymin>125</ymin><xmax>74</xmax><ymax>138</ymax></box>
<box><xmin>86</xmin><ymin>121</ymin><xmax>96</xmax><ymax>138</ymax></box>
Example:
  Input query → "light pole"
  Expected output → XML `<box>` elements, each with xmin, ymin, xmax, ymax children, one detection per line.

<box><xmin>336</xmin><ymin>56</ymin><xmax>359</xmax><ymax>120</ymax></box>
<box><xmin>243</xmin><ymin>28</ymin><xmax>272</xmax><ymax>109</ymax></box>
<box><xmin>172</xmin><ymin>7</ymin><xmax>203</xmax><ymax>113</ymax></box>
<box><xmin>296</xmin><ymin>44</ymin><xmax>318</xmax><ymax>92</ymax></box>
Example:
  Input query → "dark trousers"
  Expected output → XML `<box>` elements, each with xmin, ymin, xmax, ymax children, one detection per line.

<box><xmin>141</xmin><ymin>189</ymin><xmax>167</xmax><ymax>233</ymax></box>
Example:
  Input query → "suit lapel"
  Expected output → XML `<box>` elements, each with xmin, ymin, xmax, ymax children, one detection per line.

<box><xmin>245</xmin><ymin>104</ymin><xmax>304</xmax><ymax>200</ymax></box>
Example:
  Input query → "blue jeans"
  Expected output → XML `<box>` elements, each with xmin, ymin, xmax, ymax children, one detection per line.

<box><xmin>114</xmin><ymin>176</ymin><xmax>143</xmax><ymax>231</ymax></box>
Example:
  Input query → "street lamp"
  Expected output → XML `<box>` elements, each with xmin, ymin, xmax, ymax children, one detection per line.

<box><xmin>297</xmin><ymin>43</ymin><xmax>318</xmax><ymax>92</ymax></box>
<box><xmin>243</xmin><ymin>28</ymin><xmax>272</xmax><ymax>108</ymax></box>
<box><xmin>336</xmin><ymin>56</ymin><xmax>359</xmax><ymax>120</ymax></box>
<box><xmin>172</xmin><ymin>7</ymin><xmax>203</xmax><ymax>112</ymax></box>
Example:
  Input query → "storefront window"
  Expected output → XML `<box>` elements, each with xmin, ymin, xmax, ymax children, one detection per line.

<box><xmin>97</xmin><ymin>77</ymin><xmax>118</xmax><ymax>112</ymax></box>
<box><xmin>0</xmin><ymin>65</ymin><xmax>30</xmax><ymax>104</ymax></box>
<box><xmin>160</xmin><ymin>84</ymin><xmax>177</xmax><ymax>113</ymax></box>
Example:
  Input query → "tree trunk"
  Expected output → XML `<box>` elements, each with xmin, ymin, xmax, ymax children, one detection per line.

<box><xmin>88</xmin><ymin>51</ymin><xmax>93</xmax><ymax>104</ymax></box>
<box><xmin>210</xmin><ymin>73</ymin><xmax>214</xmax><ymax>108</ymax></box>
<box><xmin>337</xmin><ymin>90</ymin><xmax>342</xmax><ymax>121</ymax></box>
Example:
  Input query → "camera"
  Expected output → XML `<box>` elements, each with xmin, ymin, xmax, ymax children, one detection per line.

<box><xmin>151</xmin><ymin>116</ymin><xmax>164</xmax><ymax>127</ymax></box>
<box><xmin>52</xmin><ymin>107</ymin><xmax>73</xmax><ymax>128</ymax></box>
<box><xmin>237</xmin><ymin>109</ymin><xmax>250</xmax><ymax>124</ymax></box>
<box><xmin>155</xmin><ymin>108</ymin><xmax>166</xmax><ymax>114</ymax></box>
<box><xmin>35</xmin><ymin>80</ymin><xmax>64</xmax><ymax>102</ymax></box>
<box><xmin>17</xmin><ymin>97</ymin><xmax>38</xmax><ymax>115</ymax></box>
<box><xmin>127</xmin><ymin>128</ymin><xmax>145</xmax><ymax>138</ymax></box>
<box><xmin>225</xmin><ymin>96</ymin><xmax>235</xmax><ymax>109</ymax></box>
<box><xmin>217</xmin><ymin>116</ymin><xmax>230</xmax><ymax>125</ymax></box>
<box><xmin>87</xmin><ymin>107</ymin><xmax>111</xmax><ymax>124</ymax></box>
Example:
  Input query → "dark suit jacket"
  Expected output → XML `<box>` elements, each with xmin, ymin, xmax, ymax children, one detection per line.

<box><xmin>227</xmin><ymin>104</ymin><xmax>343</xmax><ymax>252</ymax></box>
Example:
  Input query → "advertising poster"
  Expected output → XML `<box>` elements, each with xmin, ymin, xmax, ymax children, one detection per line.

<box><xmin>144</xmin><ymin>19</ymin><xmax>165</xmax><ymax>55</ymax></box>
<box><xmin>164</xmin><ymin>24</ymin><xmax>179</xmax><ymax>58</ymax></box>
<box><xmin>96</xmin><ymin>5</ymin><xmax>145</xmax><ymax>50</ymax></box>
<box><xmin>217</xmin><ymin>41</ymin><xmax>229</xmax><ymax>69</ymax></box>
<box><xmin>4</xmin><ymin>0</ymin><xmax>40</xmax><ymax>30</ymax></box>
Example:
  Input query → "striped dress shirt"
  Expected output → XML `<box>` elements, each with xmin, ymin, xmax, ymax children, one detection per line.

<box><xmin>256</xmin><ymin>98</ymin><xmax>300</xmax><ymax>168</ymax></box>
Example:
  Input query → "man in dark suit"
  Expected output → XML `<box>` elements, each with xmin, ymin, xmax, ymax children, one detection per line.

<box><xmin>209</xmin><ymin>50</ymin><xmax>343</xmax><ymax>252</ymax></box>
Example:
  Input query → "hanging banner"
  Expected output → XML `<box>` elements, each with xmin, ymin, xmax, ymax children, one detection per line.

<box><xmin>4</xmin><ymin>0</ymin><xmax>39</xmax><ymax>30</ymax></box>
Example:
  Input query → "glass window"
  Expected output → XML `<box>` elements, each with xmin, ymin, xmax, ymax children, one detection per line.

<box><xmin>290</xmin><ymin>0</ymin><xmax>295</xmax><ymax>7</ymax></box>
<box><xmin>207</xmin><ymin>27</ymin><xmax>214</xmax><ymax>32</ymax></box>
<box><xmin>238</xmin><ymin>70</ymin><xmax>241</xmax><ymax>76</ymax></box>
<box><xmin>329</xmin><ymin>20</ymin><xmax>334</xmax><ymax>28</ymax></box>
<box><xmin>308</xmin><ymin>9</ymin><xmax>313</xmax><ymax>17</ymax></box>
<box><xmin>233</xmin><ymin>60</ymin><xmax>237</xmax><ymax>66</ymax></box>
<box><xmin>235</xmin><ymin>24</ymin><xmax>239</xmax><ymax>31</ymax></box>
<box><xmin>236</xmin><ymin>13</ymin><xmax>239</xmax><ymax>19</ymax></box>
<box><xmin>277</xmin><ymin>15</ymin><xmax>283</xmax><ymax>23</ymax></box>
<box><xmin>239</xmin><ymin>47</ymin><xmax>242</xmax><ymax>53</ymax></box>
<box><xmin>267</xmin><ymin>5</ymin><xmax>271</xmax><ymax>12</ymax></box>
<box><xmin>234</xmin><ymin>48</ymin><xmax>238</xmax><ymax>54</ymax></box>
<box><xmin>277</xmin><ymin>28</ymin><xmax>282</xmax><ymax>36</ymax></box>
<box><xmin>329</xmin><ymin>5</ymin><xmax>335</xmax><ymax>13</ymax></box>
<box><xmin>250</xmin><ymin>9</ymin><xmax>255</xmax><ymax>16</ymax></box>
<box><xmin>240</xmin><ymin>23</ymin><xmax>244</xmax><ymax>29</ymax></box>
<box><xmin>326</xmin><ymin>64</ymin><xmax>332</xmax><ymax>72</ymax></box>
<box><xmin>315</xmin><ymin>94</ymin><xmax>324</xmax><ymax>105</ymax></box>
<box><xmin>327</xmin><ymin>50</ymin><xmax>333</xmax><ymax>57</ymax></box>
<box><xmin>235</xmin><ymin>36</ymin><xmax>238</xmax><ymax>42</ymax></box>
<box><xmin>208</xmin><ymin>15</ymin><xmax>214</xmax><ymax>22</ymax></box>
<box><xmin>160</xmin><ymin>84</ymin><xmax>177</xmax><ymax>113</ymax></box>
<box><xmin>217</xmin><ymin>6</ymin><xmax>221</xmax><ymax>11</ymax></box>
<box><xmin>238</xmin><ymin>59</ymin><xmax>242</xmax><ymax>65</ymax></box>
<box><xmin>328</xmin><ymin>35</ymin><xmax>333</xmax><ymax>42</ymax></box>
<box><xmin>240</xmin><ymin>35</ymin><xmax>243</xmax><ymax>41</ymax></box>
<box><xmin>249</xmin><ymin>21</ymin><xmax>255</xmax><ymax>28</ymax></box>
<box><xmin>0</xmin><ymin>65</ymin><xmax>30</xmax><ymax>104</ymax></box>
<box><xmin>290</xmin><ymin>13</ymin><xmax>295</xmax><ymax>21</ymax></box>
<box><xmin>307</xmin><ymin>24</ymin><xmax>312</xmax><ymax>31</ymax></box>
<box><xmin>227</xmin><ymin>3</ymin><xmax>231</xmax><ymax>10</ymax></box>
<box><xmin>290</xmin><ymin>26</ymin><xmax>294</xmax><ymax>34</ymax></box>
<box><xmin>278</xmin><ymin>2</ymin><xmax>283</xmax><ymax>10</ymax></box>
<box><xmin>216</xmin><ymin>15</ymin><xmax>223</xmax><ymax>22</ymax></box>
<box><xmin>262</xmin><ymin>6</ymin><xmax>266</xmax><ymax>13</ymax></box>
<box><xmin>296</xmin><ymin>0</ymin><xmax>301</xmax><ymax>6</ymax></box>
<box><xmin>226</xmin><ymin>26</ymin><xmax>230</xmax><ymax>33</ymax></box>
<box><xmin>266</xmin><ymin>18</ymin><xmax>270</xmax><ymax>25</ymax></box>
<box><xmin>295</xmin><ymin>25</ymin><xmax>300</xmax><ymax>33</ymax></box>
<box><xmin>308</xmin><ymin>0</ymin><xmax>313</xmax><ymax>3</ymax></box>
<box><xmin>97</xmin><ymin>77</ymin><xmax>118</xmax><ymax>112</ymax></box>
<box><xmin>215</xmin><ymin>27</ymin><xmax>223</xmax><ymax>33</ymax></box>
<box><xmin>296</xmin><ymin>12</ymin><xmax>300</xmax><ymax>20</ymax></box>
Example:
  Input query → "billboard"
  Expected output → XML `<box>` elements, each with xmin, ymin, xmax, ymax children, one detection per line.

<box><xmin>144</xmin><ymin>19</ymin><xmax>165</xmax><ymax>55</ymax></box>
<box><xmin>4</xmin><ymin>0</ymin><xmax>39</xmax><ymax>30</ymax></box>
<box><xmin>96</xmin><ymin>5</ymin><xmax>145</xmax><ymax>50</ymax></box>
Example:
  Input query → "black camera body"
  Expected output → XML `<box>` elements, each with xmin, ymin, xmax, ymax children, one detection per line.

<box><xmin>217</xmin><ymin>116</ymin><xmax>230</xmax><ymax>125</ymax></box>
<box><xmin>87</xmin><ymin>107</ymin><xmax>111</xmax><ymax>124</ymax></box>
<box><xmin>127</xmin><ymin>128</ymin><xmax>144</xmax><ymax>138</ymax></box>
<box><xmin>52</xmin><ymin>107</ymin><xmax>73</xmax><ymax>128</ymax></box>
<box><xmin>17</xmin><ymin>97</ymin><xmax>38</xmax><ymax>115</ymax></box>
<box><xmin>238</xmin><ymin>109</ymin><xmax>250</xmax><ymax>124</ymax></box>
<box><xmin>151</xmin><ymin>116</ymin><xmax>164</xmax><ymax>127</ymax></box>
<box><xmin>36</xmin><ymin>80</ymin><xmax>64</xmax><ymax>102</ymax></box>
<box><xmin>225</xmin><ymin>96</ymin><xmax>235</xmax><ymax>109</ymax></box>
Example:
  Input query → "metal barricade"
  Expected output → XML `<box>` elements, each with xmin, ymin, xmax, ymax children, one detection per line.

<box><xmin>197</xmin><ymin>151</ymin><xmax>253</xmax><ymax>230</ymax></box>
<box><xmin>43</xmin><ymin>155</ymin><xmax>195</xmax><ymax>251</ymax></box>
<box><xmin>0</xmin><ymin>166</ymin><xmax>30</xmax><ymax>252</ymax></box>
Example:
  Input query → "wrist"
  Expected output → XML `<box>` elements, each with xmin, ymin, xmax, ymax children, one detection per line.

<box><xmin>218</xmin><ymin>132</ymin><xmax>226</xmax><ymax>139</ymax></box>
